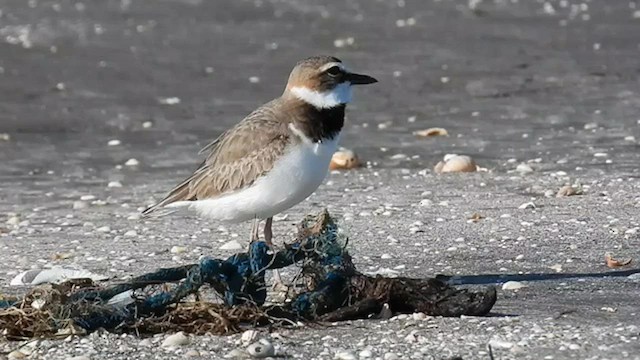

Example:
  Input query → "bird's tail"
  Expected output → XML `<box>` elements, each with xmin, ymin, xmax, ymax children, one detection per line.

<box><xmin>141</xmin><ymin>181</ymin><xmax>193</xmax><ymax>218</ymax></box>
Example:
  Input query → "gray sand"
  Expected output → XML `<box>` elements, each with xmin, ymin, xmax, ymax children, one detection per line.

<box><xmin>1</xmin><ymin>0</ymin><xmax>640</xmax><ymax>359</ymax></box>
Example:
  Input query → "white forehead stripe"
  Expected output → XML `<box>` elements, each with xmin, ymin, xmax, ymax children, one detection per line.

<box><xmin>290</xmin><ymin>83</ymin><xmax>352</xmax><ymax>109</ymax></box>
<box><xmin>320</xmin><ymin>62</ymin><xmax>348</xmax><ymax>72</ymax></box>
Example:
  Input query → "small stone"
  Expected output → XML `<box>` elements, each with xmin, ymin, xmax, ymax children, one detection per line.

<box><xmin>221</xmin><ymin>240</ymin><xmax>244</xmax><ymax>251</ymax></box>
<box><xmin>108</xmin><ymin>181</ymin><xmax>123</xmax><ymax>188</ymax></box>
<box><xmin>80</xmin><ymin>195</ymin><xmax>96</xmax><ymax>201</ymax></box>
<box><xmin>502</xmin><ymin>281</ymin><xmax>527</xmax><ymax>290</ymax></box>
<box><xmin>7</xmin><ymin>216</ymin><xmax>21</xmax><ymax>226</ymax></box>
<box><xmin>241</xmin><ymin>329</ymin><xmax>258</xmax><ymax>345</ymax></box>
<box><xmin>67</xmin><ymin>356</ymin><xmax>91</xmax><ymax>360</ymax></box>
<box><xmin>125</xmin><ymin>158</ymin><xmax>140</xmax><ymax>166</ymax></box>
<box><xmin>185</xmin><ymin>350</ymin><xmax>200</xmax><ymax>357</ymax></box>
<box><xmin>516</xmin><ymin>163</ymin><xmax>534</xmax><ymax>174</ymax></box>
<box><xmin>412</xmin><ymin>312</ymin><xmax>426</xmax><ymax>321</ymax></box>
<box><xmin>124</xmin><ymin>230</ymin><xmax>137</xmax><ymax>237</ymax></box>
<box><xmin>249</xmin><ymin>76</ymin><xmax>260</xmax><ymax>83</ymax></box>
<box><xmin>142</xmin><ymin>121</ymin><xmax>153</xmax><ymax>128</ymax></box>
<box><xmin>359</xmin><ymin>349</ymin><xmax>373</xmax><ymax>358</ymax></box>
<box><xmin>378</xmin><ymin>303</ymin><xmax>393</xmax><ymax>319</ymax></box>
<box><xmin>73</xmin><ymin>201</ymin><xmax>88</xmax><ymax>209</ymax></box>
<box><xmin>247</xmin><ymin>339</ymin><xmax>275</xmax><ymax>358</ymax></box>
<box><xmin>158</xmin><ymin>97</ymin><xmax>181</xmax><ymax>105</ymax></box>
<box><xmin>161</xmin><ymin>331</ymin><xmax>190</xmax><ymax>347</ymax></box>
<box><xmin>107</xmin><ymin>139</ymin><xmax>121</xmax><ymax>146</ymax></box>
<box><xmin>383</xmin><ymin>353</ymin><xmax>399</xmax><ymax>360</ymax></box>
<box><xmin>0</xmin><ymin>133</ymin><xmax>11</xmax><ymax>141</ymax></box>
<box><xmin>170</xmin><ymin>246</ymin><xmax>187</xmax><ymax>254</ymax></box>
<box><xmin>518</xmin><ymin>202</ymin><xmax>536</xmax><ymax>210</ymax></box>
<box><xmin>550</xmin><ymin>264</ymin><xmax>563</xmax><ymax>272</ymax></box>
<box><xmin>8</xmin><ymin>350</ymin><xmax>26</xmax><ymax>359</ymax></box>
<box><xmin>225</xmin><ymin>349</ymin><xmax>247</xmax><ymax>359</ymax></box>
<box><xmin>97</xmin><ymin>226</ymin><xmax>111</xmax><ymax>233</ymax></box>
<box><xmin>418</xmin><ymin>199</ymin><xmax>433</xmax><ymax>207</ymax></box>
<box><xmin>556</xmin><ymin>185</ymin><xmax>581</xmax><ymax>197</ymax></box>
<box><xmin>380</xmin><ymin>254</ymin><xmax>392</xmax><ymax>259</ymax></box>
<box><xmin>139</xmin><ymin>338</ymin><xmax>153</xmax><ymax>347</ymax></box>
<box><xmin>330</xmin><ymin>148</ymin><xmax>360</xmax><ymax>170</ymax></box>
<box><xmin>335</xmin><ymin>351</ymin><xmax>357</xmax><ymax>360</ymax></box>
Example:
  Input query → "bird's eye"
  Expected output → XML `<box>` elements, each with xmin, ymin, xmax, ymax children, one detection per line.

<box><xmin>325</xmin><ymin>66</ymin><xmax>342</xmax><ymax>77</ymax></box>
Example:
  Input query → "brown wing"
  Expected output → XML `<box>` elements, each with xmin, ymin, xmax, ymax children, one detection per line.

<box><xmin>142</xmin><ymin>100</ymin><xmax>291</xmax><ymax>216</ymax></box>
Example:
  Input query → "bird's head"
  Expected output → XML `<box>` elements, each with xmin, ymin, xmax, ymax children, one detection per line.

<box><xmin>284</xmin><ymin>55</ymin><xmax>378</xmax><ymax>109</ymax></box>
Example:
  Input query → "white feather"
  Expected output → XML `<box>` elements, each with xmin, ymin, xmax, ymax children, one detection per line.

<box><xmin>166</xmin><ymin>133</ymin><xmax>340</xmax><ymax>222</ymax></box>
<box><xmin>289</xmin><ymin>83</ymin><xmax>352</xmax><ymax>109</ymax></box>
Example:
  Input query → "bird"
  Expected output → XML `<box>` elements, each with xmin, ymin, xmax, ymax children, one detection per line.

<box><xmin>142</xmin><ymin>55</ymin><xmax>377</xmax><ymax>254</ymax></box>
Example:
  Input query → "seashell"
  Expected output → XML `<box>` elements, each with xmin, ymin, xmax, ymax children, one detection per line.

<box><xmin>246</xmin><ymin>339</ymin><xmax>275</xmax><ymax>358</ymax></box>
<box><xmin>162</xmin><ymin>331</ymin><xmax>190</xmax><ymax>347</ymax></box>
<box><xmin>556</xmin><ymin>185</ymin><xmax>582</xmax><ymax>197</ymax></box>
<box><xmin>413</xmin><ymin>127</ymin><xmax>449</xmax><ymax>137</ymax></box>
<box><xmin>10</xmin><ymin>267</ymin><xmax>108</xmax><ymax>286</ymax></box>
<box><xmin>434</xmin><ymin>155</ymin><xmax>477</xmax><ymax>174</ymax></box>
<box><xmin>330</xmin><ymin>148</ymin><xmax>360</xmax><ymax>170</ymax></box>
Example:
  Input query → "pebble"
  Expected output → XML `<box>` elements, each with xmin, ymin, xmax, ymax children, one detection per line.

<box><xmin>107</xmin><ymin>181</ymin><xmax>123</xmax><ymax>188</ymax></box>
<box><xmin>139</xmin><ymin>338</ymin><xmax>153</xmax><ymax>347</ymax></box>
<box><xmin>185</xmin><ymin>350</ymin><xmax>200</xmax><ymax>357</ymax></box>
<box><xmin>73</xmin><ymin>201</ymin><xmax>88</xmax><ymax>209</ymax></box>
<box><xmin>378</xmin><ymin>303</ymin><xmax>393</xmax><ymax>319</ymax></box>
<box><xmin>247</xmin><ymin>339</ymin><xmax>275</xmax><ymax>358</ymax></box>
<box><xmin>518</xmin><ymin>202</ymin><xmax>536</xmax><ymax>210</ymax></box>
<box><xmin>358</xmin><ymin>349</ymin><xmax>373</xmax><ymax>358</ymax></box>
<box><xmin>556</xmin><ymin>185</ymin><xmax>580</xmax><ymax>197</ymax></box>
<box><xmin>107</xmin><ymin>139</ymin><xmax>121</xmax><ymax>146</ymax></box>
<box><xmin>380</xmin><ymin>253</ymin><xmax>392</xmax><ymax>259</ymax></box>
<box><xmin>241</xmin><ymin>329</ymin><xmax>258</xmax><ymax>345</ymax></box>
<box><xmin>8</xmin><ymin>350</ymin><xmax>26</xmax><ymax>359</ymax></box>
<box><xmin>225</xmin><ymin>349</ymin><xmax>247</xmax><ymax>358</ymax></box>
<box><xmin>161</xmin><ymin>331</ymin><xmax>190</xmax><ymax>347</ymax></box>
<box><xmin>158</xmin><ymin>97</ymin><xmax>181</xmax><ymax>105</ymax></box>
<box><xmin>124</xmin><ymin>230</ymin><xmax>137</xmax><ymax>237</ymax></box>
<box><xmin>97</xmin><ymin>226</ymin><xmax>111</xmax><ymax>233</ymax></box>
<box><xmin>502</xmin><ymin>281</ymin><xmax>527</xmax><ymax>290</ymax></box>
<box><xmin>419</xmin><ymin>199</ymin><xmax>433</xmax><ymax>207</ymax></box>
<box><xmin>170</xmin><ymin>246</ymin><xmax>187</xmax><ymax>254</ymax></box>
<box><xmin>220</xmin><ymin>240</ymin><xmax>243</xmax><ymax>251</ymax></box>
<box><xmin>125</xmin><ymin>158</ymin><xmax>140</xmax><ymax>166</ymax></box>
<box><xmin>434</xmin><ymin>154</ymin><xmax>477</xmax><ymax>173</ymax></box>
<box><xmin>383</xmin><ymin>353</ymin><xmax>399</xmax><ymax>360</ymax></box>
<box><xmin>6</xmin><ymin>216</ymin><xmax>20</xmax><ymax>226</ymax></box>
<box><xmin>515</xmin><ymin>163</ymin><xmax>534</xmax><ymax>174</ymax></box>
<box><xmin>335</xmin><ymin>351</ymin><xmax>357</xmax><ymax>360</ymax></box>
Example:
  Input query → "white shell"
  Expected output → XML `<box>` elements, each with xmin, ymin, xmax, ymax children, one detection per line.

<box><xmin>161</xmin><ymin>332</ymin><xmax>190</xmax><ymax>347</ymax></box>
<box><xmin>241</xmin><ymin>329</ymin><xmax>258</xmax><ymax>345</ymax></box>
<box><xmin>246</xmin><ymin>339</ymin><xmax>275</xmax><ymax>358</ymax></box>
<box><xmin>330</xmin><ymin>148</ymin><xmax>360</xmax><ymax>170</ymax></box>
<box><xmin>435</xmin><ymin>155</ymin><xmax>477</xmax><ymax>173</ymax></box>
<box><xmin>10</xmin><ymin>267</ymin><xmax>108</xmax><ymax>286</ymax></box>
<box><xmin>502</xmin><ymin>281</ymin><xmax>527</xmax><ymax>290</ymax></box>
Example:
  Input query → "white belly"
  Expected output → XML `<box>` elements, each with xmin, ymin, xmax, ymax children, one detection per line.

<box><xmin>187</xmin><ymin>136</ymin><xmax>340</xmax><ymax>222</ymax></box>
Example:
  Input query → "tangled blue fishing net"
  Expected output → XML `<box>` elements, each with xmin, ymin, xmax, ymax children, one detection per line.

<box><xmin>0</xmin><ymin>210</ymin><xmax>496</xmax><ymax>338</ymax></box>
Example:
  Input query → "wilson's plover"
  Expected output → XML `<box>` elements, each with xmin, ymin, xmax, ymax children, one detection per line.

<box><xmin>143</xmin><ymin>55</ymin><xmax>377</xmax><ymax>249</ymax></box>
